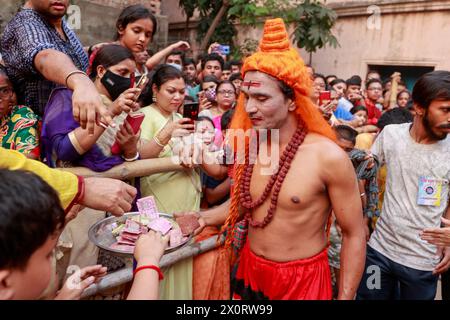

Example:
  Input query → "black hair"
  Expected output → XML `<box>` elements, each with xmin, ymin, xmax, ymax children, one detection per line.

<box><xmin>216</xmin><ymin>80</ymin><xmax>236</xmax><ymax>95</ymax></box>
<box><xmin>334</xmin><ymin>125</ymin><xmax>358</xmax><ymax>144</ymax></box>
<box><xmin>183</xmin><ymin>58</ymin><xmax>196</xmax><ymax>67</ymax></box>
<box><xmin>221</xmin><ymin>108</ymin><xmax>235</xmax><ymax>132</ymax></box>
<box><xmin>197</xmin><ymin>116</ymin><xmax>215</xmax><ymax>128</ymax></box>
<box><xmin>412</xmin><ymin>70</ymin><xmax>450</xmax><ymax>110</ymax></box>
<box><xmin>229</xmin><ymin>73</ymin><xmax>243</xmax><ymax>82</ymax></box>
<box><xmin>350</xmin><ymin>105</ymin><xmax>368</xmax><ymax>115</ymax></box>
<box><xmin>89</xmin><ymin>44</ymin><xmax>134</xmax><ymax>79</ymax></box>
<box><xmin>330</xmin><ymin>78</ymin><xmax>346</xmax><ymax>87</ymax></box>
<box><xmin>201</xmin><ymin>53</ymin><xmax>224</xmax><ymax>70</ymax></box>
<box><xmin>151</xmin><ymin>64</ymin><xmax>184</xmax><ymax>90</ymax></box>
<box><xmin>376</xmin><ymin>107</ymin><xmax>413</xmax><ymax>131</ymax></box>
<box><xmin>115</xmin><ymin>5</ymin><xmax>157</xmax><ymax>41</ymax></box>
<box><xmin>326</xmin><ymin>75</ymin><xmax>337</xmax><ymax>82</ymax></box>
<box><xmin>165</xmin><ymin>50</ymin><xmax>185</xmax><ymax>64</ymax></box>
<box><xmin>202</xmin><ymin>75</ymin><xmax>220</xmax><ymax>87</ymax></box>
<box><xmin>278</xmin><ymin>80</ymin><xmax>295</xmax><ymax>101</ymax></box>
<box><xmin>0</xmin><ymin>170</ymin><xmax>65</xmax><ymax>270</ymax></box>
<box><xmin>196</xmin><ymin>53</ymin><xmax>207</xmax><ymax>64</ymax></box>
<box><xmin>346</xmin><ymin>75</ymin><xmax>362</xmax><ymax>87</ymax></box>
<box><xmin>366</xmin><ymin>78</ymin><xmax>383</xmax><ymax>88</ymax></box>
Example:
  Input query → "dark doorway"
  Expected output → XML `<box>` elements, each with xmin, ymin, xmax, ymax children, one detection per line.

<box><xmin>367</xmin><ymin>65</ymin><xmax>435</xmax><ymax>91</ymax></box>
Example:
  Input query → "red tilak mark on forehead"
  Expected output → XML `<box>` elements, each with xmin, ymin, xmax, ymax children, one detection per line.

<box><xmin>242</xmin><ymin>81</ymin><xmax>262</xmax><ymax>90</ymax></box>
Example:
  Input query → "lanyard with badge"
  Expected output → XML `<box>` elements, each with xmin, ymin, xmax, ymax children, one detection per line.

<box><xmin>417</xmin><ymin>176</ymin><xmax>449</xmax><ymax>207</ymax></box>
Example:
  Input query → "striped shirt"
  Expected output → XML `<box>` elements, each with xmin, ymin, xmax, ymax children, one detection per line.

<box><xmin>0</xmin><ymin>8</ymin><xmax>88</xmax><ymax>116</ymax></box>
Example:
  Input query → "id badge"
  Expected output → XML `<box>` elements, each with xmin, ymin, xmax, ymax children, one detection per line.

<box><xmin>417</xmin><ymin>176</ymin><xmax>447</xmax><ymax>207</ymax></box>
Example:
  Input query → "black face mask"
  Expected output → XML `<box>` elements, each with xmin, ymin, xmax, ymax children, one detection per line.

<box><xmin>100</xmin><ymin>70</ymin><xmax>131</xmax><ymax>101</ymax></box>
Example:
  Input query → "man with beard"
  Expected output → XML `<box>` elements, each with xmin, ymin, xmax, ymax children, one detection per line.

<box><xmin>1</xmin><ymin>0</ymin><xmax>111</xmax><ymax>134</ymax></box>
<box><xmin>357</xmin><ymin>70</ymin><xmax>450</xmax><ymax>300</ymax></box>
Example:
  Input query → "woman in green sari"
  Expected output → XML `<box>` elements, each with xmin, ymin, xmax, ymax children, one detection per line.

<box><xmin>139</xmin><ymin>65</ymin><xmax>201</xmax><ymax>299</ymax></box>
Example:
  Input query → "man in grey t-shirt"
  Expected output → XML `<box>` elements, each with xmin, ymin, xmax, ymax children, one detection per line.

<box><xmin>357</xmin><ymin>71</ymin><xmax>450</xmax><ymax>300</ymax></box>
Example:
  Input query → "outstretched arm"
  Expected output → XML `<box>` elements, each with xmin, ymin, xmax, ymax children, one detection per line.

<box><xmin>324</xmin><ymin>147</ymin><xmax>366</xmax><ymax>300</ymax></box>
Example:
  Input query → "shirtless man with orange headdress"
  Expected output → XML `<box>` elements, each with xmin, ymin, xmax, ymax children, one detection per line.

<box><xmin>179</xmin><ymin>18</ymin><xmax>366</xmax><ymax>300</ymax></box>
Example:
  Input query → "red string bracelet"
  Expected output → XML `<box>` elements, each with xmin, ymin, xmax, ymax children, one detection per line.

<box><xmin>133</xmin><ymin>265</ymin><xmax>164</xmax><ymax>281</ymax></box>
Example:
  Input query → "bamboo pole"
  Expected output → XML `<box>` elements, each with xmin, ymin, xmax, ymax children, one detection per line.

<box><xmin>81</xmin><ymin>235</ymin><xmax>223</xmax><ymax>298</ymax></box>
<box><xmin>60</xmin><ymin>156</ymin><xmax>184</xmax><ymax>179</ymax></box>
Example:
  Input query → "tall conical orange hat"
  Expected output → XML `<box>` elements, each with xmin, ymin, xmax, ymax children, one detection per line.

<box><xmin>230</xmin><ymin>18</ymin><xmax>335</xmax><ymax>141</ymax></box>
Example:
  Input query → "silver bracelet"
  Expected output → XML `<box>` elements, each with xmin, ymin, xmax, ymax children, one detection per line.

<box><xmin>65</xmin><ymin>70</ymin><xmax>88</xmax><ymax>87</ymax></box>
<box><xmin>122</xmin><ymin>152</ymin><xmax>140</xmax><ymax>162</ymax></box>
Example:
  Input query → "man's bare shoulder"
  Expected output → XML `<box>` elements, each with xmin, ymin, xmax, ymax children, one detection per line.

<box><xmin>302</xmin><ymin>133</ymin><xmax>350</xmax><ymax>165</ymax></box>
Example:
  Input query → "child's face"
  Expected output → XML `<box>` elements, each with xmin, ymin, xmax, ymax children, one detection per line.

<box><xmin>1</xmin><ymin>235</ymin><xmax>57</xmax><ymax>300</ymax></box>
<box><xmin>354</xmin><ymin>110</ymin><xmax>368</xmax><ymax>126</ymax></box>
<box><xmin>195</xmin><ymin>120</ymin><xmax>215</xmax><ymax>145</ymax></box>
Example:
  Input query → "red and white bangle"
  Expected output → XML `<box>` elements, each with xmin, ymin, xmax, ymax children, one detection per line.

<box><xmin>133</xmin><ymin>265</ymin><xmax>164</xmax><ymax>280</ymax></box>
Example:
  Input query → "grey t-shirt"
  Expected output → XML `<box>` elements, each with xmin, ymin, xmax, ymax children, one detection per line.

<box><xmin>369</xmin><ymin>123</ymin><xmax>450</xmax><ymax>271</ymax></box>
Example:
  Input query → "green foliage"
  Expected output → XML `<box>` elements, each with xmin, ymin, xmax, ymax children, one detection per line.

<box><xmin>290</xmin><ymin>0</ymin><xmax>339</xmax><ymax>53</ymax></box>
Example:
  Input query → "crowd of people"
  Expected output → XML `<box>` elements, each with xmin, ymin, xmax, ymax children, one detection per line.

<box><xmin>0</xmin><ymin>1</ymin><xmax>449</xmax><ymax>301</ymax></box>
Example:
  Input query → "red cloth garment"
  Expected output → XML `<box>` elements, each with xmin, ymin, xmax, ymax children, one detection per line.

<box><xmin>364</xmin><ymin>98</ymin><xmax>382</xmax><ymax>125</ymax></box>
<box><xmin>232</xmin><ymin>241</ymin><xmax>332</xmax><ymax>300</ymax></box>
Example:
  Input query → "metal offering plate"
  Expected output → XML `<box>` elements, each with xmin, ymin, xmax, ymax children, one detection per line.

<box><xmin>88</xmin><ymin>212</ymin><xmax>192</xmax><ymax>257</ymax></box>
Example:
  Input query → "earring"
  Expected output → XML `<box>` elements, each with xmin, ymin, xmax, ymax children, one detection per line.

<box><xmin>153</xmin><ymin>93</ymin><xmax>157</xmax><ymax>103</ymax></box>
